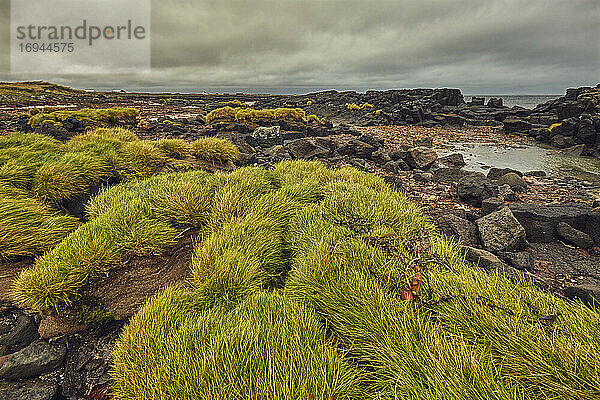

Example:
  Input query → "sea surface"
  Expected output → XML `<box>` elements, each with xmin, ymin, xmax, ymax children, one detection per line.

<box><xmin>465</xmin><ymin>95</ymin><xmax>561</xmax><ymax>109</ymax></box>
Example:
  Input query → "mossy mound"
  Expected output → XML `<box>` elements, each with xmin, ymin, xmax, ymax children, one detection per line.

<box><xmin>28</xmin><ymin>107</ymin><xmax>139</xmax><ymax>128</ymax></box>
<box><xmin>0</xmin><ymin>131</ymin><xmax>238</xmax><ymax>262</ymax></box>
<box><xmin>72</xmin><ymin>160</ymin><xmax>600</xmax><ymax>399</ymax></box>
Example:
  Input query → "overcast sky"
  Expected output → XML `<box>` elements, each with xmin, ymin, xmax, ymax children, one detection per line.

<box><xmin>1</xmin><ymin>0</ymin><xmax>599</xmax><ymax>94</ymax></box>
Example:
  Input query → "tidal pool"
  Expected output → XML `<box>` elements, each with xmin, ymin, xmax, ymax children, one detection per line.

<box><xmin>437</xmin><ymin>142</ymin><xmax>600</xmax><ymax>185</ymax></box>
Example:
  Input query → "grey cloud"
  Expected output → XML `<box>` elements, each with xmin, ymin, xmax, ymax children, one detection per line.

<box><xmin>1</xmin><ymin>0</ymin><xmax>598</xmax><ymax>93</ymax></box>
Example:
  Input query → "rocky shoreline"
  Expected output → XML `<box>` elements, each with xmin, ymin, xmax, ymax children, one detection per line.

<box><xmin>0</xmin><ymin>82</ymin><xmax>599</xmax><ymax>399</ymax></box>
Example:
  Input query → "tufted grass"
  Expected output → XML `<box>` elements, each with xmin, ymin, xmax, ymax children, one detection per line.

<box><xmin>111</xmin><ymin>290</ymin><xmax>363</xmax><ymax>400</ymax></box>
<box><xmin>9</xmin><ymin>158</ymin><xmax>600</xmax><ymax>399</ymax></box>
<box><xmin>0</xmin><ymin>190</ymin><xmax>80</xmax><ymax>259</ymax></box>
<box><xmin>205</xmin><ymin>106</ymin><xmax>307</xmax><ymax>125</ymax></box>
<box><xmin>190</xmin><ymin>137</ymin><xmax>240</xmax><ymax>165</ymax></box>
<box><xmin>28</xmin><ymin>107</ymin><xmax>139</xmax><ymax>128</ymax></box>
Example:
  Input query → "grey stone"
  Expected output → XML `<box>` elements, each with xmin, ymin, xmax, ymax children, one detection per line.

<box><xmin>498</xmin><ymin>251</ymin><xmax>534</xmax><ymax>271</ymax></box>
<box><xmin>0</xmin><ymin>314</ymin><xmax>39</xmax><ymax>357</ymax></box>
<box><xmin>557</xmin><ymin>222</ymin><xmax>594</xmax><ymax>249</ymax></box>
<box><xmin>487</xmin><ymin>167</ymin><xmax>523</xmax><ymax>180</ymax></box>
<box><xmin>464</xmin><ymin>246</ymin><xmax>523</xmax><ymax>281</ymax></box>
<box><xmin>509</xmin><ymin>203</ymin><xmax>591</xmax><ymax>243</ymax></box>
<box><xmin>436</xmin><ymin>214</ymin><xmax>479</xmax><ymax>247</ymax></box>
<box><xmin>0</xmin><ymin>340</ymin><xmax>66</xmax><ymax>380</ymax></box>
<box><xmin>406</xmin><ymin>147</ymin><xmax>438</xmax><ymax>169</ymax></box>
<box><xmin>481</xmin><ymin>197</ymin><xmax>504</xmax><ymax>215</ymax></box>
<box><xmin>476</xmin><ymin>207</ymin><xmax>527</xmax><ymax>252</ymax></box>
<box><xmin>285</xmin><ymin>138</ymin><xmax>329</xmax><ymax>159</ymax></box>
<box><xmin>382</xmin><ymin>160</ymin><xmax>399</xmax><ymax>173</ymax></box>
<box><xmin>438</xmin><ymin>153</ymin><xmax>466</xmax><ymax>168</ymax></box>
<box><xmin>563</xmin><ymin>284</ymin><xmax>600</xmax><ymax>309</ymax></box>
<box><xmin>503</xmin><ymin>118</ymin><xmax>532</xmax><ymax>133</ymax></box>
<box><xmin>456</xmin><ymin>173</ymin><xmax>499</xmax><ymax>206</ymax></box>
<box><xmin>433</xmin><ymin>167</ymin><xmax>468</xmax><ymax>183</ymax></box>
<box><xmin>0</xmin><ymin>379</ymin><xmax>59</xmax><ymax>400</ymax></box>
<box><xmin>562</xmin><ymin>144</ymin><xmax>586</xmax><ymax>156</ymax></box>
<box><xmin>497</xmin><ymin>173</ymin><xmax>527</xmax><ymax>192</ymax></box>
<box><xmin>413</xmin><ymin>172</ymin><xmax>433</xmax><ymax>183</ymax></box>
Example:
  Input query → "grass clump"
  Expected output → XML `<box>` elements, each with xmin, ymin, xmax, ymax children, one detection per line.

<box><xmin>190</xmin><ymin>137</ymin><xmax>239</xmax><ymax>165</ymax></box>
<box><xmin>112</xmin><ymin>290</ymin><xmax>362</xmax><ymax>400</ymax></box>
<box><xmin>10</xmin><ymin>159</ymin><xmax>599</xmax><ymax>398</ymax></box>
<box><xmin>205</xmin><ymin>106</ymin><xmax>308</xmax><ymax>125</ymax></box>
<box><xmin>28</xmin><ymin>107</ymin><xmax>139</xmax><ymax>128</ymax></box>
<box><xmin>13</xmin><ymin>202</ymin><xmax>176</xmax><ymax>312</ymax></box>
<box><xmin>346</xmin><ymin>102</ymin><xmax>374</xmax><ymax>111</ymax></box>
<box><xmin>0</xmin><ymin>191</ymin><xmax>79</xmax><ymax>259</ymax></box>
<box><xmin>154</xmin><ymin>138</ymin><xmax>190</xmax><ymax>158</ymax></box>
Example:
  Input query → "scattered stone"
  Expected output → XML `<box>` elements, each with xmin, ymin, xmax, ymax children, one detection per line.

<box><xmin>0</xmin><ymin>378</ymin><xmax>59</xmax><ymax>400</ymax></box>
<box><xmin>476</xmin><ymin>207</ymin><xmax>527</xmax><ymax>253</ymax></box>
<box><xmin>406</xmin><ymin>147</ymin><xmax>438</xmax><ymax>169</ymax></box>
<box><xmin>413</xmin><ymin>137</ymin><xmax>433</xmax><ymax>148</ymax></box>
<box><xmin>487</xmin><ymin>98</ymin><xmax>503</xmax><ymax>108</ymax></box>
<box><xmin>267</xmin><ymin>144</ymin><xmax>287</xmax><ymax>158</ymax></box>
<box><xmin>456</xmin><ymin>173</ymin><xmax>499</xmax><ymax>206</ymax></box>
<box><xmin>0</xmin><ymin>314</ymin><xmax>39</xmax><ymax>357</ymax></box>
<box><xmin>487</xmin><ymin>167</ymin><xmax>522</xmax><ymax>180</ymax></box>
<box><xmin>497</xmin><ymin>172</ymin><xmax>527</xmax><ymax>192</ymax></box>
<box><xmin>382</xmin><ymin>160</ymin><xmax>399</xmax><ymax>173</ymax></box>
<box><xmin>433</xmin><ymin>167</ymin><xmax>468</xmax><ymax>183</ymax></box>
<box><xmin>557</xmin><ymin>222</ymin><xmax>594</xmax><ymax>249</ymax></box>
<box><xmin>509</xmin><ymin>203</ymin><xmax>591</xmax><ymax>243</ymax></box>
<box><xmin>371</xmin><ymin>148</ymin><xmax>391</xmax><ymax>164</ymax></box>
<box><xmin>503</xmin><ymin>117</ymin><xmax>531</xmax><ymax>133</ymax></box>
<box><xmin>251</xmin><ymin>126</ymin><xmax>282</xmax><ymax>147</ymax></box>
<box><xmin>436</xmin><ymin>214</ymin><xmax>479</xmax><ymax>247</ymax></box>
<box><xmin>593</xmin><ymin>199</ymin><xmax>600</xmax><ymax>209</ymax></box>
<box><xmin>497</xmin><ymin>251</ymin><xmax>533</xmax><ymax>271</ymax></box>
<box><xmin>523</xmin><ymin>170</ymin><xmax>546</xmax><ymax>177</ymax></box>
<box><xmin>0</xmin><ymin>340</ymin><xmax>66</xmax><ymax>381</ymax></box>
<box><xmin>285</xmin><ymin>138</ymin><xmax>329</xmax><ymax>159</ymax></box>
<box><xmin>438</xmin><ymin>153</ymin><xmax>466</xmax><ymax>168</ymax></box>
<box><xmin>481</xmin><ymin>197</ymin><xmax>504</xmax><ymax>215</ymax></box>
<box><xmin>562</xmin><ymin>144</ymin><xmax>586</xmax><ymax>156</ymax></box>
<box><xmin>413</xmin><ymin>172</ymin><xmax>433</xmax><ymax>183</ymax></box>
<box><xmin>464</xmin><ymin>246</ymin><xmax>503</xmax><ymax>268</ymax></box>
<box><xmin>563</xmin><ymin>284</ymin><xmax>600</xmax><ymax>309</ymax></box>
<box><xmin>498</xmin><ymin>184</ymin><xmax>519</xmax><ymax>202</ymax></box>
<box><xmin>337</xmin><ymin>139</ymin><xmax>376</xmax><ymax>158</ymax></box>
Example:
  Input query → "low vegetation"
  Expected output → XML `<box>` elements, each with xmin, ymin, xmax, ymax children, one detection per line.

<box><xmin>0</xmin><ymin>81</ymin><xmax>81</xmax><ymax>103</ymax></box>
<box><xmin>205</xmin><ymin>106</ymin><xmax>309</xmax><ymax>125</ymax></box>
<box><xmin>0</xmin><ymin>130</ymin><xmax>238</xmax><ymax>262</ymax></box>
<box><xmin>346</xmin><ymin>102</ymin><xmax>374</xmax><ymax>111</ymax></box>
<box><xmin>88</xmin><ymin>160</ymin><xmax>599</xmax><ymax>399</ymax></box>
<box><xmin>28</xmin><ymin>107</ymin><xmax>139</xmax><ymax>128</ymax></box>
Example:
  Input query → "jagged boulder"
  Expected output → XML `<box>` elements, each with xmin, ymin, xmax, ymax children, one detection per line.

<box><xmin>476</xmin><ymin>207</ymin><xmax>527</xmax><ymax>253</ymax></box>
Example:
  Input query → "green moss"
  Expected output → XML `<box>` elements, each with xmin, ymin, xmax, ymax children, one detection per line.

<box><xmin>28</xmin><ymin>107</ymin><xmax>139</xmax><ymax>128</ymax></box>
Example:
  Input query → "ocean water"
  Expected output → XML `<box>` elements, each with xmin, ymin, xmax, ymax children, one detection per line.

<box><xmin>465</xmin><ymin>95</ymin><xmax>561</xmax><ymax>109</ymax></box>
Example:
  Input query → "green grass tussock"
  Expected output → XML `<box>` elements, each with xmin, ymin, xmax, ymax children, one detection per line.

<box><xmin>205</xmin><ymin>106</ymin><xmax>308</xmax><ymax>125</ymax></box>
<box><xmin>0</xmin><ymin>192</ymin><xmax>79</xmax><ymax>259</ymax></box>
<box><xmin>28</xmin><ymin>107</ymin><xmax>139</xmax><ymax>128</ymax></box>
<box><xmin>112</xmin><ymin>290</ymin><xmax>362</xmax><ymax>400</ymax></box>
<box><xmin>190</xmin><ymin>137</ymin><xmax>240</xmax><ymax>165</ymax></box>
<box><xmin>154</xmin><ymin>138</ymin><xmax>190</xmax><ymax>158</ymax></box>
<box><xmin>13</xmin><ymin>202</ymin><xmax>176</xmax><ymax>312</ymax></box>
<box><xmin>10</xmin><ymin>158</ymin><xmax>599</xmax><ymax>399</ymax></box>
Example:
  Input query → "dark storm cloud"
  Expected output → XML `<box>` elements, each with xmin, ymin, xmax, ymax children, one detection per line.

<box><xmin>1</xmin><ymin>0</ymin><xmax>599</xmax><ymax>93</ymax></box>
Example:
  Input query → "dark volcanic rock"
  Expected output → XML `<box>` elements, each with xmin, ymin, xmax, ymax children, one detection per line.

<box><xmin>456</xmin><ymin>173</ymin><xmax>499</xmax><ymax>206</ymax></box>
<box><xmin>438</xmin><ymin>153</ymin><xmax>466</xmax><ymax>168</ymax></box>
<box><xmin>497</xmin><ymin>251</ymin><xmax>533</xmax><ymax>271</ymax></box>
<box><xmin>0</xmin><ymin>378</ymin><xmax>59</xmax><ymax>400</ymax></box>
<box><xmin>487</xmin><ymin>98</ymin><xmax>503</xmax><ymax>108</ymax></box>
<box><xmin>509</xmin><ymin>203</ymin><xmax>591</xmax><ymax>243</ymax></box>
<box><xmin>433</xmin><ymin>167</ymin><xmax>469</xmax><ymax>183</ymax></box>
<box><xmin>481</xmin><ymin>197</ymin><xmax>504</xmax><ymax>215</ymax></box>
<box><xmin>436</xmin><ymin>214</ymin><xmax>479</xmax><ymax>247</ymax></box>
<box><xmin>497</xmin><ymin>172</ymin><xmax>527</xmax><ymax>192</ymax></box>
<box><xmin>476</xmin><ymin>207</ymin><xmax>527</xmax><ymax>253</ymax></box>
<box><xmin>557</xmin><ymin>222</ymin><xmax>594</xmax><ymax>249</ymax></box>
<box><xmin>503</xmin><ymin>118</ymin><xmax>532</xmax><ymax>134</ymax></box>
<box><xmin>0</xmin><ymin>340</ymin><xmax>66</xmax><ymax>381</ymax></box>
<box><xmin>487</xmin><ymin>167</ymin><xmax>523</xmax><ymax>180</ymax></box>
<box><xmin>406</xmin><ymin>147</ymin><xmax>438</xmax><ymax>169</ymax></box>
<box><xmin>563</xmin><ymin>285</ymin><xmax>600</xmax><ymax>308</ymax></box>
<box><xmin>285</xmin><ymin>138</ymin><xmax>329</xmax><ymax>159</ymax></box>
<box><xmin>337</xmin><ymin>139</ymin><xmax>376</xmax><ymax>158</ymax></box>
<box><xmin>0</xmin><ymin>314</ymin><xmax>39</xmax><ymax>357</ymax></box>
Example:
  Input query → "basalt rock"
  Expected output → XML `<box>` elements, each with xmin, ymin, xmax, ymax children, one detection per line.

<box><xmin>476</xmin><ymin>207</ymin><xmax>527</xmax><ymax>253</ymax></box>
<box><xmin>456</xmin><ymin>173</ymin><xmax>499</xmax><ymax>207</ymax></box>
